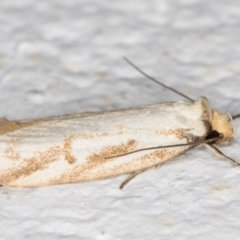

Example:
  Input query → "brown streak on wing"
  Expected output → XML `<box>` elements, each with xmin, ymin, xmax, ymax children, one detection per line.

<box><xmin>2</xmin><ymin>133</ymin><xmax>130</xmax><ymax>185</ymax></box>
<box><xmin>78</xmin><ymin>133</ymin><xmax>94</xmax><ymax>139</ymax></box>
<box><xmin>63</xmin><ymin>136</ymin><xmax>77</xmax><ymax>164</ymax></box>
<box><xmin>49</xmin><ymin>139</ymin><xmax>138</xmax><ymax>185</ymax></box>
<box><xmin>4</xmin><ymin>144</ymin><xmax>21</xmax><ymax>161</ymax></box>
<box><xmin>107</xmin><ymin>149</ymin><xmax>182</xmax><ymax>176</ymax></box>
<box><xmin>87</xmin><ymin>139</ymin><xmax>137</xmax><ymax>164</ymax></box>
<box><xmin>0</xmin><ymin>146</ymin><xmax>62</xmax><ymax>185</ymax></box>
<box><xmin>78</xmin><ymin>133</ymin><xmax>109</xmax><ymax>139</ymax></box>
<box><xmin>155</xmin><ymin>129</ymin><xmax>191</xmax><ymax>139</ymax></box>
<box><xmin>50</xmin><ymin>148</ymin><xmax>184</xmax><ymax>186</ymax></box>
<box><xmin>113</xmin><ymin>124</ymin><xmax>127</xmax><ymax>131</ymax></box>
<box><xmin>3</xmin><ymin>141</ymin><xmax>21</xmax><ymax>161</ymax></box>
<box><xmin>62</xmin><ymin>133</ymin><xmax>113</xmax><ymax>165</ymax></box>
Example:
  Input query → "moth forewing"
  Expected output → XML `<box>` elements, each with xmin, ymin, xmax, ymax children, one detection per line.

<box><xmin>0</xmin><ymin>97</ymin><xmax>216</xmax><ymax>187</ymax></box>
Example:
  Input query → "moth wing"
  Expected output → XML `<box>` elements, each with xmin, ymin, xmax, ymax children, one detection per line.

<box><xmin>0</xmin><ymin>97</ymin><xmax>211</xmax><ymax>187</ymax></box>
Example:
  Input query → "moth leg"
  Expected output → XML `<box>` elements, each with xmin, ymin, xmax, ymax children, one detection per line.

<box><xmin>204</xmin><ymin>143</ymin><xmax>240</xmax><ymax>166</ymax></box>
<box><xmin>120</xmin><ymin>169</ymin><xmax>147</xmax><ymax>189</ymax></box>
<box><xmin>120</xmin><ymin>164</ymin><xmax>165</xmax><ymax>189</ymax></box>
<box><xmin>155</xmin><ymin>163</ymin><xmax>163</xmax><ymax>170</ymax></box>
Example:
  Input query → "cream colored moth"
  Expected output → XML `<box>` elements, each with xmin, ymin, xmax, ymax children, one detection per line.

<box><xmin>0</xmin><ymin>58</ymin><xmax>239</xmax><ymax>189</ymax></box>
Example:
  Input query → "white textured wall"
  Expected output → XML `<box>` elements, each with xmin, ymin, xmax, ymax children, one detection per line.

<box><xmin>0</xmin><ymin>1</ymin><xmax>240</xmax><ymax>239</ymax></box>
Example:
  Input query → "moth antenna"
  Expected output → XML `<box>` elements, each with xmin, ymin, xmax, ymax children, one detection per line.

<box><xmin>106</xmin><ymin>134</ymin><xmax>223</xmax><ymax>159</ymax></box>
<box><xmin>232</xmin><ymin>114</ymin><xmax>240</xmax><ymax>120</ymax></box>
<box><xmin>123</xmin><ymin>57</ymin><xmax>194</xmax><ymax>102</ymax></box>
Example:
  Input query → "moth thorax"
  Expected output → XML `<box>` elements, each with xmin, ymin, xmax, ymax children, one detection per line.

<box><xmin>211</xmin><ymin>110</ymin><xmax>234</xmax><ymax>145</ymax></box>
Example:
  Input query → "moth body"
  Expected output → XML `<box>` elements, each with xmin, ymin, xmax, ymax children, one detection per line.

<box><xmin>0</xmin><ymin>97</ymin><xmax>234</xmax><ymax>187</ymax></box>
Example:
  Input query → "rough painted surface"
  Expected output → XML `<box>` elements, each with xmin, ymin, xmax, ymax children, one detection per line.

<box><xmin>0</xmin><ymin>0</ymin><xmax>240</xmax><ymax>239</ymax></box>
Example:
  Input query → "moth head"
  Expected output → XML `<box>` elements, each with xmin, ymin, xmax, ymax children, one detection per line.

<box><xmin>211</xmin><ymin>110</ymin><xmax>234</xmax><ymax>145</ymax></box>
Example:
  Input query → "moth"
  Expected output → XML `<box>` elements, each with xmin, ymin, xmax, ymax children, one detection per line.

<box><xmin>0</xmin><ymin>58</ymin><xmax>239</xmax><ymax>189</ymax></box>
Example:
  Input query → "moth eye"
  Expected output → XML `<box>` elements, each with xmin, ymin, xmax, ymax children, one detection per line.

<box><xmin>205</xmin><ymin>130</ymin><xmax>220</xmax><ymax>140</ymax></box>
